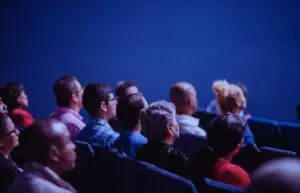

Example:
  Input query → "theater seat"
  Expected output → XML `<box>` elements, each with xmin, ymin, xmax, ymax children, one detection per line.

<box><xmin>247</xmin><ymin>117</ymin><xmax>280</xmax><ymax>148</ymax></box>
<box><xmin>260</xmin><ymin>146</ymin><xmax>296</xmax><ymax>163</ymax></box>
<box><xmin>174</xmin><ymin>131</ymin><xmax>207</xmax><ymax>158</ymax></box>
<box><xmin>279</xmin><ymin>122</ymin><xmax>300</xmax><ymax>151</ymax></box>
<box><xmin>193</xmin><ymin>110</ymin><xmax>217</xmax><ymax>131</ymax></box>
<box><xmin>204</xmin><ymin>178</ymin><xmax>245</xmax><ymax>193</ymax></box>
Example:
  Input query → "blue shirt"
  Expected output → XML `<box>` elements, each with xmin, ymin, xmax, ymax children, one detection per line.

<box><xmin>113</xmin><ymin>130</ymin><xmax>148</xmax><ymax>157</ymax></box>
<box><xmin>76</xmin><ymin>118</ymin><xmax>120</xmax><ymax>148</ymax></box>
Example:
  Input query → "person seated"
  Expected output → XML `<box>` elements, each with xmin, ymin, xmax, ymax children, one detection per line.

<box><xmin>50</xmin><ymin>76</ymin><xmax>86</xmax><ymax>139</ymax></box>
<box><xmin>2</xmin><ymin>83</ymin><xmax>34</xmax><ymax>128</ymax></box>
<box><xmin>206</xmin><ymin>81</ymin><xmax>251</xmax><ymax>119</ymax></box>
<box><xmin>0</xmin><ymin>114</ymin><xmax>22</xmax><ymax>193</ymax></box>
<box><xmin>170</xmin><ymin>82</ymin><xmax>206</xmax><ymax>138</ymax></box>
<box><xmin>249</xmin><ymin>158</ymin><xmax>300</xmax><ymax>193</ymax></box>
<box><xmin>136</xmin><ymin>100</ymin><xmax>188</xmax><ymax>176</ymax></box>
<box><xmin>76</xmin><ymin>83</ymin><xmax>119</xmax><ymax>148</ymax></box>
<box><xmin>113</xmin><ymin>93</ymin><xmax>148</xmax><ymax>157</ymax></box>
<box><xmin>189</xmin><ymin>113</ymin><xmax>250</xmax><ymax>189</ymax></box>
<box><xmin>109</xmin><ymin>81</ymin><xmax>140</xmax><ymax>132</ymax></box>
<box><xmin>208</xmin><ymin>80</ymin><xmax>254</xmax><ymax>145</ymax></box>
<box><xmin>7</xmin><ymin>119</ymin><xmax>77</xmax><ymax>193</ymax></box>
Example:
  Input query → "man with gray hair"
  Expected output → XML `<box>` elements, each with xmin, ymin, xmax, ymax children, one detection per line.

<box><xmin>136</xmin><ymin>100</ymin><xmax>188</xmax><ymax>176</ymax></box>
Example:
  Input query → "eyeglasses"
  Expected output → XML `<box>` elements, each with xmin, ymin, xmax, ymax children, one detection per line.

<box><xmin>108</xmin><ymin>96</ymin><xmax>118</xmax><ymax>102</ymax></box>
<box><xmin>1</xmin><ymin>129</ymin><xmax>18</xmax><ymax>138</ymax></box>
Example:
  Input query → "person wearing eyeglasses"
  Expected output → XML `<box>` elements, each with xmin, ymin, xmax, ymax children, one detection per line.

<box><xmin>50</xmin><ymin>76</ymin><xmax>86</xmax><ymax>140</ymax></box>
<box><xmin>76</xmin><ymin>83</ymin><xmax>119</xmax><ymax>148</ymax></box>
<box><xmin>0</xmin><ymin>114</ymin><xmax>22</xmax><ymax>193</ymax></box>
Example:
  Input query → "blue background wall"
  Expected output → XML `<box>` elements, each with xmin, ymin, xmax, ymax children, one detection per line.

<box><xmin>1</xmin><ymin>0</ymin><xmax>299</xmax><ymax>121</ymax></box>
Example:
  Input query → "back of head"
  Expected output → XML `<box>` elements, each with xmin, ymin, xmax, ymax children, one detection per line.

<box><xmin>2</xmin><ymin>83</ymin><xmax>25</xmax><ymax>109</ymax></box>
<box><xmin>117</xmin><ymin>93</ymin><xmax>147</xmax><ymax>130</ymax></box>
<box><xmin>212</xmin><ymin>80</ymin><xmax>246</xmax><ymax>114</ymax></box>
<box><xmin>53</xmin><ymin>76</ymin><xmax>80</xmax><ymax>107</ymax></box>
<box><xmin>21</xmin><ymin>119</ymin><xmax>65</xmax><ymax>164</ymax></box>
<box><xmin>169</xmin><ymin>82</ymin><xmax>197</xmax><ymax>114</ymax></box>
<box><xmin>235</xmin><ymin>82</ymin><xmax>248</xmax><ymax>98</ymax></box>
<box><xmin>193</xmin><ymin>114</ymin><xmax>247</xmax><ymax>177</ymax></box>
<box><xmin>83</xmin><ymin>83</ymin><xmax>113</xmax><ymax>117</ymax></box>
<box><xmin>249</xmin><ymin>158</ymin><xmax>300</xmax><ymax>193</ymax></box>
<box><xmin>140</xmin><ymin>100</ymin><xmax>176</xmax><ymax>142</ymax></box>
<box><xmin>208</xmin><ymin>113</ymin><xmax>247</xmax><ymax>156</ymax></box>
<box><xmin>116</xmin><ymin>81</ymin><xmax>137</xmax><ymax>99</ymax></box>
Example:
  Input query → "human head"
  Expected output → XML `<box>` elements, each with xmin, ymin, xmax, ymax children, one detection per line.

<box><xmin>0</xmin><ymin>114</ymin><xmax>20</xmax><ymax>156</ymax></box>
<box><xmin>140</xmin><ymin>100</ymin><xmax>179</xmax><ymax>144</ymax></box>
<box><xmin>117</xmin><ymin>93</ymin><xmax>148</xmax><ymax>131</ymax></box>
<box><xmin>116</xmin><ymin>81</ymin><xmax>139</xmax><ymax>100</ymax></box>
<box><xmin>249</xmin><ymin>158</ymin><xmax>300</xmax><ymax>193</ymax></box>
<box><xmin>53</xmin><ymin>76</ymin><xmax>84</xmax><ymax>112</ymax></box>
<box><xmin>208</xmin><ymin>113</ymin><xmax>247</xmax><ymax>157</ymax></box>
<box><xmin>21</xmin><ymin>119</ymin><xmax>76</xmax><ymax>174</ymax></box>
<box><xmin>83</xmin><ymin>83</ymin><xmax>117</xmax><ymax>121</ymax></box>
<box><xmin>170</xmin><ymin>81</ymin><xmax>198</xmax><ymax>115</ymax></box>
<box><xmin>2</xmin><ymin>83</ymin><xmax>28</xmax><ymax>109</ymax></box>
<box><xmin>212</xmin><ymin>80</ymin><xmax>246</xmax><ymax>115</ymax></box>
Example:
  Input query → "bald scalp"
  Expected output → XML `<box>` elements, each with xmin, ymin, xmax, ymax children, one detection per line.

<box><xmin>170</xmin><ymin>82</ymin><xmax>195</xmax><ymax>106</ymax></box>
<box><xmin>21</xmin><ymin>119</ymin><xmax>69</xmax><ymax>164</ymax></box>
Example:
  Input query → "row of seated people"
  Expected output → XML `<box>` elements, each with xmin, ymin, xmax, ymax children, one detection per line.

<box><xmin>0</xmin><ymin>102</ymin><xmax>299</xmax><ymax>193</ymax></box>
<box><xmin>0</xmin><ymin>76</ymin><xmax>292</xmax><ymax>193</ymax></box>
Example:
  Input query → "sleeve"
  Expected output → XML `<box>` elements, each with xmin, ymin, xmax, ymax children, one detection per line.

<box><xmin>218</xmin><ymin>165</ymin><xmax>251</xmax><ymax>189</ymax></box>
<box><xmin>11</xmin><ymin>111</ymin><xmax>34</xmax><ymax>128</ymax></box>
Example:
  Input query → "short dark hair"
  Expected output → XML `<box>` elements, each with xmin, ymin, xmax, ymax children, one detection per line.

<box><xmin>117</xmin><ymin>93</ymin><xmax>146</xmax><ymax>130</ymax></box>
<box><xmin>2</xmin><ymin>83</ymin><xmax>25</xmax><ymax>109</ymax></box>
<box><xmin>116</xmin><ymin>81</ymin><xmax>136</xmax><ymax>99</ymax></box>
<box><xmin>83</xmin><ymin>83</ymin><xmax>113</xmax><ymax>117</ymax></box>
<box><xmin>53</xmin><ymin>76</ymin><xmax>79</xmax><ymax>107</ymax></box>
<box><xmin>208</xmin><ymin>113</ymin><xmax>247</xmax><ymax>156</ymax></box>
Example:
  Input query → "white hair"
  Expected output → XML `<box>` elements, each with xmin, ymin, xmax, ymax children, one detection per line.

<box><xmin>140</xmin><ymin>100</ymin><xmax>176</xmax><ymax>141</ymax></box>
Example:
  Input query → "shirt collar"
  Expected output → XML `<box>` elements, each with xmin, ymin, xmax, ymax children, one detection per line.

<box><xmin>176</xmin><ymin>114</ymin><xmax>199</xmax><ymax>127</ymax></box>
<box><xmin>56</xmin><ymin>107</ymin><xmax>83</xmax><ymax>121</ymax></box>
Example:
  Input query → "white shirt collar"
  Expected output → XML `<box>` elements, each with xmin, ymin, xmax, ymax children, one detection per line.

<box><xmin>176</xmin><ymin>114</ymin><xmax>199</xmax><ymax>127</ymax></box>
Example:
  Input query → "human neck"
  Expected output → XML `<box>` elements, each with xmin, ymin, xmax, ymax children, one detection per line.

<box><xmin>162</xmin><ymin>137</ymin><xmax>174</xmax><ymax>145</ymax></box>
<box><xmin>92</xmin><ymin>114</ymin><xmax>108</xmax><ymax>121</ymax></box>
<box><xmin>0</xmin><ymin>150</ymin><xmax>9</xmax><ymax>159</ymax></box>
<box><xmin>176</xmin><ymin>107</ymin><xmax>193</xmax><ymax>116</ymax></box>
<box><xmin>68</xmin><ymin>104</ymin><xmax>81</xmax><ymax>113</ymax></box>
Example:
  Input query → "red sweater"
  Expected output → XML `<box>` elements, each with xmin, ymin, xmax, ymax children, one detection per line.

<box><xmin>212</xmin><ymin>159</ymin><xmax>250</xmax><ymax>188</ymax></box>
<box><xmin>9</xmin><ymin>108</ymin><xmax>34</xmax><ymax>128</ymax></box>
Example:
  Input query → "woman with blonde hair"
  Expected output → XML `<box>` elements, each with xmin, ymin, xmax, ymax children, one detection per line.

<box><xmin>209</xmin><ymin>80</ymin><xmax>255</xmax><ymax>146</ymax></box>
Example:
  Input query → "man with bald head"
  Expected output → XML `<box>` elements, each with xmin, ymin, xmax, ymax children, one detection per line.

<box><xmin>170</xmin><ymin>82</ymin><xmax>206</xmax><ymax>138</ymax></box>
<box><xmin>7</xmin><ymin>119</ymin><xmax>77</xmax><ymax>193</ymax></box>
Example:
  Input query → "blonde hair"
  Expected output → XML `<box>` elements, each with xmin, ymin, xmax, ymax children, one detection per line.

<box><xmin>212</xmin><ymin>80</ymin><xmax>246</xmax><ymax>113</ymax></box>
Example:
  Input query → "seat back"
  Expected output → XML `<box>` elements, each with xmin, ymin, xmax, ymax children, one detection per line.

<box><xmin>174</xmin><ymin>132</ymin><xmax>207</xmax><ymax>158</ymax></box>
<box><xmin>247</xmin><ymin>117</ymin><xmax>280</xmax><ymax>148</ymax></box>
<box><xmin>136</xmin><ymin>160</ymin><xmax>198</xmax><ymax>193</ymax></box>
<box><xmin>193</xmin><ymin>110</ymin><xmax>217</xmax><ymax>131</ymax></box>
<box><xmin>260</xmin><ymin>146</ymin><xmax>296</xmax><ymax>163</ymax></box>
<box><xmin>204</xmin><ymin>178</ymin><xmax>245</xmax><ymax>193</ymax></box>
<box><xmin>280</xmin><ymin>122</ymin><xmax>300</xmax><ymax>151</ymax></box>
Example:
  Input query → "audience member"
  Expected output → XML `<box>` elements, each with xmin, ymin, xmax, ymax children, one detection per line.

<box><xmin>0</xmin><ymin>114</ymin><xmax>22</xmax><ymax>193</ymax></box>
<box><xmin>2</xmin><ymin>83</ymin><xmax>34</xmax><ymax>128</ymax></box>
<box><xmin>51</xmin><ymin>76</ymin><xmax>85</xmax><ymax>139</ymax></box>
<box><xmin>209</xmin><ymin>80</ymin><xmax>255</xmax><ymax>145</ymax></box>
<box><xmin>113</xmin><ymin>93</ymin><xmax>148</xmax><ymax>157</ymax></box>
<box><xmin>249</xmin><ymin>158</ymin><xmax>300</xmax><ymax>193</ymax></box>
<box><xmin>170</xmin><ymin>82</ymin><xmax>206</xmax><ymax>138</ymax></box>
<box><xmin>116</xmin><ymin>81</ymin><xmax>140</xmax><ymax>100</ymax></box>
<box><xmin>76</xmin><ymin>83</ymin><xmax>119</xmax><ymax>147</ymax></box>
<box><xmin>206</xmin><ymin>81</ymin><xmax>250</xmax><ymax>118</ymax></box>
<box><xmin>109</xmin><ymin>81</ymin><xmax>140</xmax><ymax>132</ymax></box>
<box><xmin>189</xmin><ymin>113</ymin><xmax>250</xmax><ymax>189</ymax></box>
<box><xmin>136</xmin><ymin>100</ymin><xmax>188</xmax><ymax>176</ymax></box>
<box><xmin>7</xmin><ymin>119</ymin><xmax>77</xmax><ymax>193</ymax></box>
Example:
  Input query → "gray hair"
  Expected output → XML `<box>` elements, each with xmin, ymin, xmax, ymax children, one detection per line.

<box><xmin>140</xmin><ymin>100</ymin><xmax>176</xmax><ymax>141</ymax></box>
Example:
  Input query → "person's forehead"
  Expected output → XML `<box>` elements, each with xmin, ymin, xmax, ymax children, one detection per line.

<box><xmin>126</xmin><ymin>86</ymin><xmax>139</xmax><ymax>95</ymax></box>
<box><xmin>72</xmin><ymin>80</ymin><xmax>82</xmax><ymax>88</ymax></box>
